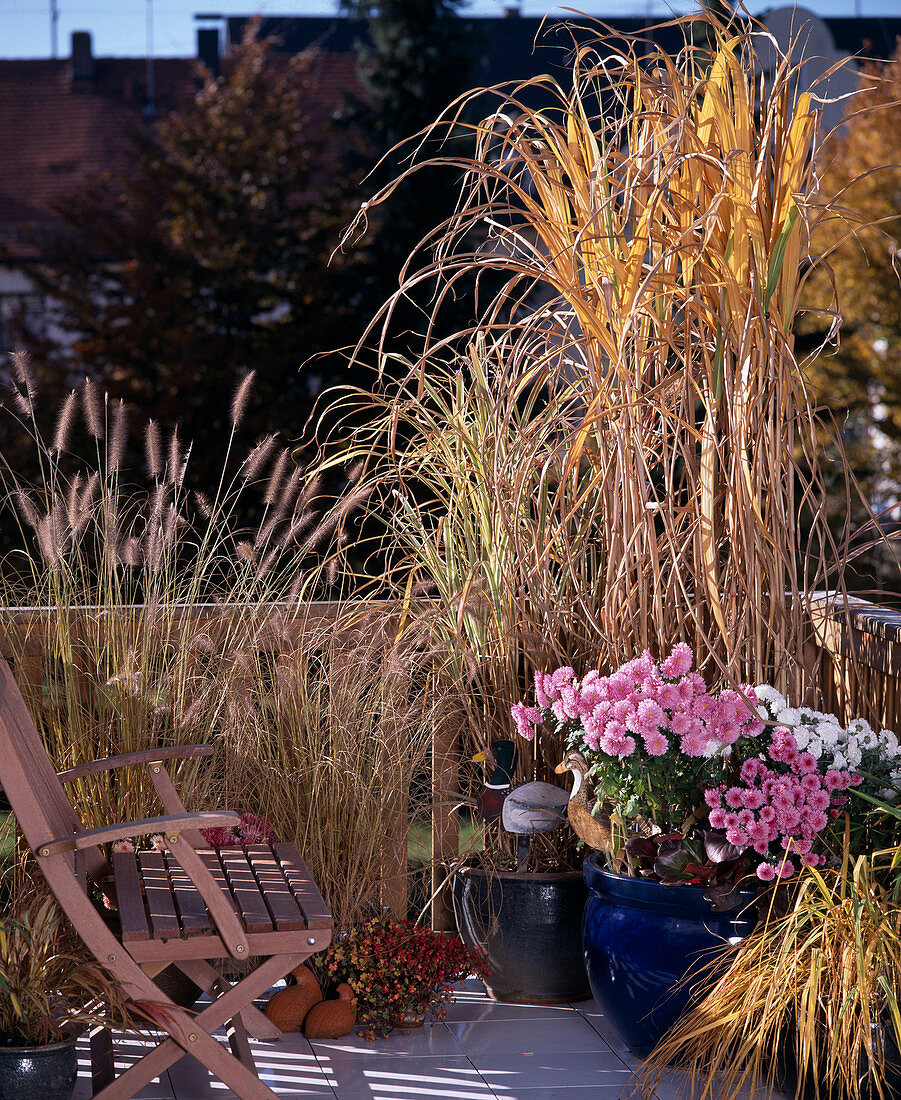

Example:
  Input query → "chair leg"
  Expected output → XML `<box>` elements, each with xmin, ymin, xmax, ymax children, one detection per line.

<box><xmin>93</xmin><ymin>1031</ymin><xmax>281</xmax><ymax>1100</ymax></box>
<box><xmin>174</xmin><ymin>958</ymin><xmax>282</xmax><ymax>1040</ymax></box>
<box><xmin>90</xmin><ymin>1025</ymin><xmax>115</xmax><ymax>1093</ymax></box>
<box><xmin>93</xmin><ymin>953</ymin><xmax>309</xmax><ymax>1100</ymax></box>
<box><xmin>227</xmin><ymin>1010</ymin><xmax>255</xmax><ymax>1070</ymax></box>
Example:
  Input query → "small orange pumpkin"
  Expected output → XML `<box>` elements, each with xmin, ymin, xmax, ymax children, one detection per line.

<box><xmin>263</xmin><ymin>966</ymin><xmax>322</xmax><ymax>1032</ymax></box>
<box><xmin>303</xmin><ymin>983</ymin><xmax>357</xmax><ymax>1039</ymax></box>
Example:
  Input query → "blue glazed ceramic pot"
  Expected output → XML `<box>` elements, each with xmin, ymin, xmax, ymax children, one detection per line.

<box><xmin>582</xmin><ymin>853</ymin><xmax>756</xmax><ymax>1057</ymax></box>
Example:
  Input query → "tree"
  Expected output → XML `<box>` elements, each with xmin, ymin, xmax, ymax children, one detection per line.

<box><xmin>801</xmin><ymin>46</ymin><xmax>901</xmax><ymax>550</ymax></box>
<box><xmin>23</xmin><ymin>29</ymin><xmax>367</xmax><ymax>495</ymax></box>
<box><xmin>338</xmin><ymin>0</ymin><xmax>479</xmax><ymax>332</ymax></box>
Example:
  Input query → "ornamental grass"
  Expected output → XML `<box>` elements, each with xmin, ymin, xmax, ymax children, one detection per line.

<box><xmin>0</xmin><ymin>366</ymin><xmax>428</xmax><ymax>926</ymax></box>
<box><xmin>329</xmin><ymin>13</ymin><xmax>887</xmax><ymax>782</ymax></box>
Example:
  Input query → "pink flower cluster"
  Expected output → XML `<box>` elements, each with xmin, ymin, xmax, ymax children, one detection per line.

<box><xmin>512</xmin><ymin>645</ymin><xmax>763</xmax><ymax>760</ymax></box>
<box><xmin>201</xmin><ymin>812</ymin><xmax>276</xmax><ymax>849</ymax></box>
<box><xmin>705</xmin><ymin>726</ymin><xmax>862</xmax><ymax>880</ymax></box>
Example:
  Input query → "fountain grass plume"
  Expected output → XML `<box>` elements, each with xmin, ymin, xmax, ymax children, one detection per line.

<box><xmin>0</xmin><ymin>372</ymin><xmax>369</xmax><ymax>852</ymax></box>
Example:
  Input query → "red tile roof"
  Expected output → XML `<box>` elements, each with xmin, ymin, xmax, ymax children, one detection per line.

<box><xmin>0</xmin><ymin>48</ymin><xmax>362</xmax><ymax>259</ymax></box>
<box><xmin>0</xmin><ymin>57</ymin><xmax>196</xmax><ymax>252</ymax></box>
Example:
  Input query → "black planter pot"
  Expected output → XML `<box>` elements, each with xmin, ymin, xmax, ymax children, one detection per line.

<box><xmin>582</xmin><ymin>854</ymin><xmax>757</xmax><ymax>1057</ymax></box>
<box><xmin>452</xmin><ymin>864</ymin><xmax>590</xmax><ymax>1003</ymax></box>
<box><xmin>0</xmin><ymin>1039</ymin><xmax>78</xmax><ymax>1100</ymax></box>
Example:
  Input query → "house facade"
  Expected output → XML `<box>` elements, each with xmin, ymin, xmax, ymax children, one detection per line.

<box><xmin>1</xmin><ymin>10</ymin><xmax>899</xmax><ymax>366</ymax></box>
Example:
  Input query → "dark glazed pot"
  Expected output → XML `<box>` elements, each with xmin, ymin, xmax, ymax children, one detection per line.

<box><xmin>0</xmin><ymin>1039</ymin><xmax>78</xmax><ymax>1100</ymax></box>
<box><xmin>452</xmin><ymin>864</ymin><xmax>590</xmax><ymax>1003</ymax></box>
<box><xmin>582</xmin><ymin>853</ymin><xmax>756</xmax><ymax>1057</ymax></box>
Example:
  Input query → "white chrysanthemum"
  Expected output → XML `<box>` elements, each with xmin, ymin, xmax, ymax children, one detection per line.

<box><xmin>848</xmin><ymin>717</ymin><xmax>874</xmax><ymax>737</ymax></box>
<box><xmin>832</xmin><ymin>750</ymin><xmax>848</xmax><ymax>770</ymax></box>
<box><xmin>755</xmin><ymin>684</ymin><xmax>787</xmax><ymax>709</ymax></box>
<box><xmin>816</xmin><ymin>723</ymin><xmax>843</xmax><ymax>748</ymax></box>
<box><xmin>879</xmin><ymin>730</ymin><xmax>900</xmax><ymax>757</ymax></box>
<box><xmin>776</xmin><ymin>707</ymin><xmax>801</xmax><ymax>726</ymax></box>
<box><xmin>858</xmin><ymin>729</ymin><xmax>879</xmax><ymax>750</ymax></box>
<box><xmin>845</xmin><ymin>742</ymin><xmax>862</xmax><ymax>768</ymax></box>
<box><xmin>793</xmin><ymin>728</ymin><xmax>811</xmax><ymax>750</ymax></box>
<box><xmin>807</xmin><ymin>741</ymin><xmax>824</xmax><ymax>760</ymax></box>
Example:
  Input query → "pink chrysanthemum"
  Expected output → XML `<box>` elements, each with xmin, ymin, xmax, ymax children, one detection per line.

<box><xmin>725</xmin><ymin>787</ymin><xmax>745</xmax><ymax>809</ymax></box>
<box><xmin>643</xmin><ymin>730</ymin><xmax>669</xmax><ymax>756</ymax></box>
<box><xmin>680</xmin><ymin>730</ymin><xmax>710</xmax><ymax>756</ymax></box>
<box><xmin>660</xmin><ymin>642</ymin><xmax>693</xmax><ymax>679</ymax></box>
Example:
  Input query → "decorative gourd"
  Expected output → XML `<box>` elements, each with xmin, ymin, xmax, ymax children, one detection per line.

<box><xmin>263</xmin><ymin>966</ymin><xmax>322</xmax><ymax>1032</ymax></box>
<box><xmin>303</xmin><ymin>983</ymin><xmax>357</xmax><ymax>1039</ymax></box>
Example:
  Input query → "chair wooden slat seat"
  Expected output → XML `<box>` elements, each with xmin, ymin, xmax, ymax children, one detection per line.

<box><xmin>139</xmin><ymin>851</ymin><xmax>182</xmax><ymax>938</ymax></box>
<box><xmin>111</xmin><ymin>845</ymin><xmax>321</xmax><ymax>947</ymax></box>
<box><xmin>244</xmin><ymin>844</ymin><xmax>309</xmax><ymax>931</ymax></box>
<box><xmin>165</xmin><ymin>852</ymin><xmax>213</xmax><ymax>936</ymax></box>
<box><xmin>275</xmin><ymin>843</ymin><xmax>333</xmax><ymax>928</ymax></box>
<box><xmin>112</xmin><ymin>850</ymin><xmax>151</xmax><ymax>943</ymax></box>
<box><xmin>220</xmin><ymin>847</ymin><xmax>276</xmax><ymax>934</ymax></box>
<box><xmin>0</xmin><ymin>656</ymin><xmax>333</xmax><ymax>1100</ymax></box>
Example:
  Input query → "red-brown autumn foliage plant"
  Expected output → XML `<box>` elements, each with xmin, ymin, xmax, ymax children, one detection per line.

<box><xmin>319</xmin><ymin>916</ymin><xmax>489</xmax><ymax>1035</ymax></box>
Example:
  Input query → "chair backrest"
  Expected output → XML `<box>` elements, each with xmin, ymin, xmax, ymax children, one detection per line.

<box><xmin>0</xmin><ymin>656</ymin><xmax>106</xmax><ymax>888</ymax></box>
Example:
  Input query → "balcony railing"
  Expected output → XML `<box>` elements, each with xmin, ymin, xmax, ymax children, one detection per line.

<box><xmin>2</xmin><ymin>594</ymin><xmax>899</xmax><ymax>927</ymax></box>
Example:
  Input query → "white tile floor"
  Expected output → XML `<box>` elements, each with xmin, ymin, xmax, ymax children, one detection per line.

<box><xmin>73</xmin><ymin>980</ymin><xmax>791</xmax><ymax>1100</ymax></box>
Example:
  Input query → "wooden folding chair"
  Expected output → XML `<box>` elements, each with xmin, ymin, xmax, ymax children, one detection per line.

<box><xmin>0</xmin><ymin>656</ymin><xmax>333</xmax><ymax>1099</ymax></box>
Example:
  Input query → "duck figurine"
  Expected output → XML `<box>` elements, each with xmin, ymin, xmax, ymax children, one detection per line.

<box><xmin>474</xmin><ymin>739</ymin><xmax>569</xmax><ymax>867</ymax></box>
<box><xmin>554</xmin><ymin>750</ymin><xmax>614</xmax><ymax>853</ymax></box>
<box><xmin>472</xmin><ymin>740</ymin><xmax>518</xmax><ymax>825</ymax></box>
<box><xmin>500</xmin><ymin>780</ymin><xmax>569</xmax><ymax>835</ymax></box>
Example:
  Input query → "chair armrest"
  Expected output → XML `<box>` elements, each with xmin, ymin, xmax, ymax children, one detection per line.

<box><xmin>57</xmin><ymin>744</ymin><xmax>214</xmax><ymax>783</ymax></box>
<box><xmin>36</xmin><ymin>811</ymin><xmax>240</xmax><ymax>856</ymax></box>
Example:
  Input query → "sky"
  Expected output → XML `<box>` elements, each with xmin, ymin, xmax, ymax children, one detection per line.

<box><xmin>3</xmin><ymin>0</ymin><xmax>899</xmax><ymax>60</ymax></box>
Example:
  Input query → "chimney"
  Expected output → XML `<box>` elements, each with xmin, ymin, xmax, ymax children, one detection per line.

<box><xmin>502</xmin><ymin>6</ymin><xmax>521</xmax><ymax>16</ymax></box>
<box><xmin>197</xmin><ymin>27</ymin><xmax>220</xmax><ymax>77</ymax></box>
<box><xmin>69</xmin><ymin>31</ymin><xmax>95</xmax><ymax>81</ymax></box>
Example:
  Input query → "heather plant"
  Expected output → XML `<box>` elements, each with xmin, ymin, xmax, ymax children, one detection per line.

<box><xmin>317</xmin><ymin>915</ymin><xmax>489</xmax><ymax>1035</ymax></box>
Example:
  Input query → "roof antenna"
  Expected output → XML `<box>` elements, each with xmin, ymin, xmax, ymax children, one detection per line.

<box><xmin>145</xmin><ymin>0</ymin><xmax>156</xmax><ymax>117</ymax></box>
<box><xmin>51</xmin><ymin>0</ymin><xmax>59</xmax><ymax>58</ymax></box>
